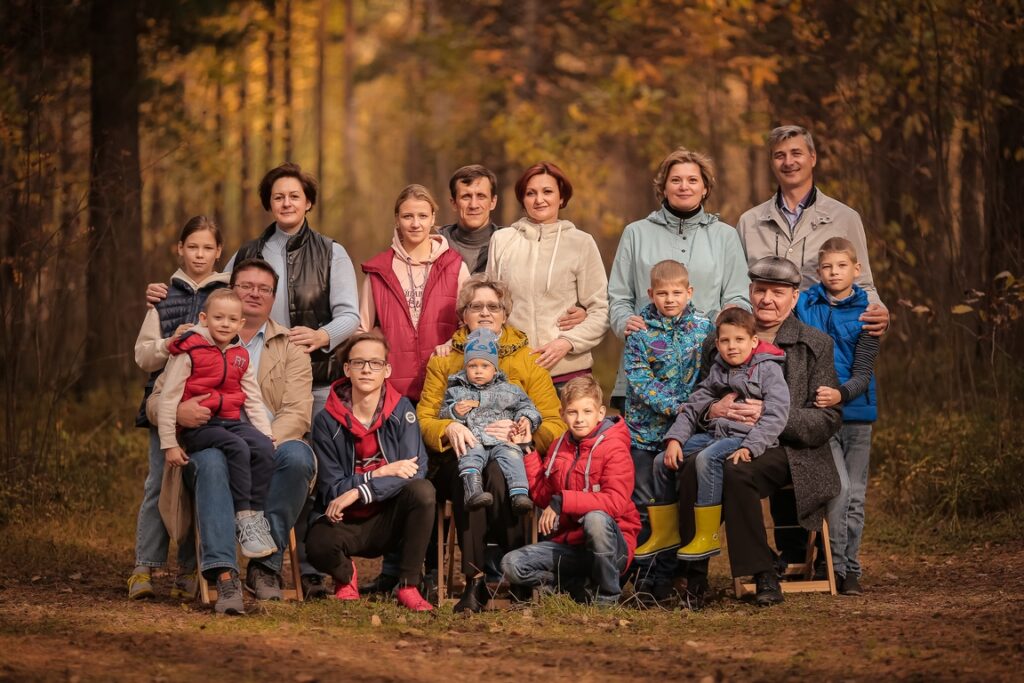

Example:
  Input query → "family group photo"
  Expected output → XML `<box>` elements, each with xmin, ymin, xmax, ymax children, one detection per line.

<box><xmin>1</xmin><ymin>0</ymin><xmax>1021</xmax><ymax>680</ymax></box>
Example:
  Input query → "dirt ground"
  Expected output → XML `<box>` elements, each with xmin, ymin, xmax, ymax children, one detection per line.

<box><xmin>1</xmin><ymin>529</ymin><xmax>1022</xmax><ymax>683</ymax></box>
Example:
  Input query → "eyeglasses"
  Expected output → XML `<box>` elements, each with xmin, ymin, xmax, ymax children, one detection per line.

<box><xmin>234</xmin><ymin>283</ymin><xmax>274</xmax><ymax>296</ymax></box>
<box><xmin>466</xmin><ymin>302</ymin><xmax>504</xmax><ymax>314</ymax></box>
<box><xmin>347</xmin><ymin>359</ymin><xmax>387</xmax><ymax>371</ymax></box>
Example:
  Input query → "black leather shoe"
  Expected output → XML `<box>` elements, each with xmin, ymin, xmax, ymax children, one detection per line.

<box><xmin>301</xmin><ymin>573</ymin><xmax>329</xmax><ymax>600</ymax></box>
<box><xmin>840</xmin><ymin>573</ymin><xmax>862</xmax><ymax>596</ymax></box>
<box><xmin>511</xmin><ymin>494</ymin><xmax>534</xmax><ymax>515</ymax></box>
<box><xmin>454</xmin><ymin>575</ymin><xmax>489</xmax><ymax>613</ymax></box>
<box><xmin>358</xmin><ymin>572</ymin><xmax>399</xmax><ymax>595</ymax></box>
<box><xmin>754</xmin><ymin>570</ymin><xmax>784</xmax><ymax>606</ymax></box>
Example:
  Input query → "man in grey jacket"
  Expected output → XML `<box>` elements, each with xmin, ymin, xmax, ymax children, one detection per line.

<box><xmin>736</xmin><ymin>125</ymin><xmax>889</xmax><ymax>336</ymax></box>
<box><xmin>675</xmin><ymin>256</ymin><xmax>843</xmax><ymax>607</ymax></box>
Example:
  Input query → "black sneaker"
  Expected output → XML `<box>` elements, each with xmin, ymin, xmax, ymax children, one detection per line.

<box><xmin>214</xmin><ymin>570</ymin><xmax>245</xmax><ymax>615</ymax></box>
<box><xmin>245</xmin><ymin>563</ymin><xmax>283</xmax><ymax>601</ymax></box>
<box><xmin>840</xmin><ymin>573</ymin><xmax>863</xmax><ymax>596</ymax></box>
<box><xmin>753</xmin><ymin>570</ymin><xmax>784</xmax><ymax>607</ymax></box>
<box><xmin>301</xmin><ymin>573</ymin><xmax>329</xmax><ymax>600</ymax></box>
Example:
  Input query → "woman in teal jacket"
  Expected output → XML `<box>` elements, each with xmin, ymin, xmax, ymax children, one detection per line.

<box><xmin>608</xmin><ymin>148</ymin><xmax>750</xmax><ymax>602</ymax></box>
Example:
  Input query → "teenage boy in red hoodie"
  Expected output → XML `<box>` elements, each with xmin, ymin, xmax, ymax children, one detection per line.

<box><xmin>501</xmin><ymin>376</ymin><xmax>640</xmax><ymax>606</ymax></box>
<box><xmin>305</xmin><ymin>332</ymin><xmax>435</xmax><ymax>612</ymax></box>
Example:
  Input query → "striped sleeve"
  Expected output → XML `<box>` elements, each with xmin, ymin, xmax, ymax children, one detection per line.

<box><xmin>839</xmin><ymin>331</ymin><xmax>880</xmax><ymax>402</ymax></box>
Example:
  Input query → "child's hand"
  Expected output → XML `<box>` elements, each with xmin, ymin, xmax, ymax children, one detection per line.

<box><xmin>433</xmin><ymin>340</ymin><xmax>454</xmax><ymax>358</ymax></box>
<box><xmin>728</xmin><ymin>448</ymin><xmax>752</xmax><ymax>465</ymax></box>
<box><xmin>377</xmin><ymin>459</ymin><xmax>419</xmax><ymax>479</ymax></box>
<box><xmin>165</xmin><ymin>447</ymin><xmax>189</xmax><ymax>467</ymax></box>
<box><xmin>623</xmin><ymin>315</ymin><xmax>647</xmax><ymax>336</ymax></box>
<box><xmin>453</xmin><ymin>400</ymin><xmax>479</xmax><ymax>417</ymax></box>
<box><xmin>164</xmin><ymin>324</ymin><xmax>193</xmax><ymax>349</ymax></box>
<box><xmin>326</xmin><ymin>490</ymin><xmax>360</xmax><ymax>522</ymax></box>
<box><xmin>663</xmin><ymin>440</ymin><xmax>684</xmax><ymax>470</ymax></box>
<box><xmin>538</xmin><ymin>506</ymin><xmax>559</xmax><ymax>535</ymax></box>
<box><xmin>814</xmin><ymin>386</ymin><xmax>841</xmax><ymax>408</ymax></box>
<box><xmin>512</xmin><ymin>417</ymin><xmax>534</xmax><ymax>445</ymax></box>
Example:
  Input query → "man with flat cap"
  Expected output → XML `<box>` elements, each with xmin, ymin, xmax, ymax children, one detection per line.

<box><xmin>674</xmin><ymin>256</ymin><xmax>842</xmax><ymax>607</ymax></box>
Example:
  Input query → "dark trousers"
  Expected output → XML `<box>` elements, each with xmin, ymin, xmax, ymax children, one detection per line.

<box><xmin>305</xmin><ymin>478</ymin><xmax>436</xmax><ymax>585</ymax></box>
<box><xmin>676</xmin><ymin>446</ymin><xmax>791</xmax><ymax>578</ymax></box>
<box><xmin>433</xmin><ymin>456</ymin><xmax>525</xmax><ymax>578</ymax></box>
<box><xmin>180</xmin><ymin>419</ymin><xmax>274</xmax><ymax>512</ymax></box>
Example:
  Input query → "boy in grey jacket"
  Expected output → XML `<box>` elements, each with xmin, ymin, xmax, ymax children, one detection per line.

<box><xmin>440</xmin><ymin>328</ymin><xmax>542</xmax><ymax>514</ymax></box>
<box><xmin>636</xmin><ymin>308</ymin><xmax>790</xmax><ymax>561</ymax></box>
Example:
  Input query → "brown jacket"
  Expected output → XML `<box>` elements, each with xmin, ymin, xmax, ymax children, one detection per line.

<box><xmin>148</xmin><ymin>318</ymin><xmax>313</xmax><ymax>444</ymax></box>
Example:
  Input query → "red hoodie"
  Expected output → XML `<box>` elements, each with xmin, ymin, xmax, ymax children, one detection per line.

<box><xmin>524</xmin><ymin>416</ymin><xmax>641</xmax><ymax>566</ymax></box>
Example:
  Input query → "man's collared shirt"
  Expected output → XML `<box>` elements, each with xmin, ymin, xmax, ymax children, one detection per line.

<box><xmin>777</xmin><ymin>186</ymin><xmax>817</xmax><ymax>234</ymax></box>
<box><xmin>240</xmin><ymin>321</ymin><xmax>274</xmax><ymax>424</ymax></box>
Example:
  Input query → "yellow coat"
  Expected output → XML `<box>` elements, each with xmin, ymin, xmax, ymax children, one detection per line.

<box><xmin>417</xmin><ymin>325</ymin><xmax>567</xmax><ymax>456</ymax></box>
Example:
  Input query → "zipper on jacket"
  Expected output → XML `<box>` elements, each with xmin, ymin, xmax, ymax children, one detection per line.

<box><xmin>565</xmin><ymin>442</ymin><xmax>583</xmax><ymax>490</ymax></box>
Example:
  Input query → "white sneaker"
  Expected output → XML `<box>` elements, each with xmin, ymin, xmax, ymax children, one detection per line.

<box><xmin>236</xmin><ymin>513</ymin><xmax>277</xmax><ymax>559</ymax></box>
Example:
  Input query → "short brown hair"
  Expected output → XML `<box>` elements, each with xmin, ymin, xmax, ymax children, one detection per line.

<box><xmin>339</xmin><ymin>332</ymin><xmax>390</xmax><ymax>365</ymax></box>
<box><xmin>649</xmin><ymin>260</ymin><xmax>690</xmax><ymax>287</ymax></box>
<box><xmin>653</xmin><ymin>148</ymin><xmax>716</xmax><ymax>202</ymax></box>
<box><xmin>514</xmin><ymin>162</ymin><xmax>573</xmax><ymax>208</ymax></box>
<box><xmin>448</xmin><ymin>165</ymin><xmax>498</xmax><ymax>199</ymax></box>
<box><xmin>258</xmin><ymin>162</ymin><xmax>318</xmax><ymax>211</ymax></box>
<box><xmin>818</xmin><ymin>236</ymin><xmax>859</xmax><ymax>264</ymax></box>
<box><xmin>715</xmin><ymin>308</ymin><xmax>757</xmax><ymax>337</ymax></box>
<box><xmin>203</xmin><ymin>288</ymin><xmax>242</xmax><ymax>312</ymax></box>
<box><xmin>560</xmin><ymin>375</ymin><xmax>603</xmax><ymax>408</ymax></box>
<box><xmin>456</xmin><ymin>273</ymin><xmax>513</xmax><ymax>321</ymax></box>
<box><xmin>394</xmin><ymin>184</ymin><xmax>439</xmax><ymax>215</ymax></box>
<box><xmin>231</xmin><ymin>258</ymin><xmax>279</xmax><ymax>294</ymax></box>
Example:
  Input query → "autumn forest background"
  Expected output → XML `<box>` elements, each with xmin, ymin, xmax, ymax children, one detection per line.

<box><xmin>1</xmin><ymin>0</ymin><xmax>1022</xmax><ymax>572</ymax></box>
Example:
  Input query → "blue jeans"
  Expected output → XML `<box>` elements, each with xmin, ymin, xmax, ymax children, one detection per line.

<box><xmin>186</xmin><ymin>439</ymin><xmax>315</xmax><ymax>577</ymax></box>
<box><xmin>826</xmin><ymin>423</ymin><xmax>872</xmax><ymax>578</ymax></box>
<box><xmin>134</xmin><ymin>428</ymin><xmax>194</xmax><ymax>568</ymax></box>
<box><xmin>501</xmin><ymin>510</ymin><xmax>628</xmax><ymax>603</ymax></box>
<box><xmin>651</xmin><ymin>434</ymin><xmax>740</xmax><ymax>506</ymax></box>
<box><xmin>458</xmin><ymin>443</ymin><xmax>528</xmax><ymax>495</ymax></box>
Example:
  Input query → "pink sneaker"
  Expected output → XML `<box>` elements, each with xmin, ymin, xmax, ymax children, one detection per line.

<box><xmin>396</xmin><ymin>585</ymin><xmax>434</xmax><ymax>612</ymax></box>
<box><xmin>333</xmin><ymin>562</ymin><xmax>359</xmax><ymax>601</ymax></box>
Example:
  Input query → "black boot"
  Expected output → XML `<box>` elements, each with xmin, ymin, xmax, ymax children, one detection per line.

<box><xmin>462</xmin><ymin>471</ymin><xmax>493</xmax><ymax>510</ymax></box>
<box><xmin>509</xmin><ymin>583</ymin><xmax>534</xmax><ymax>604</ymax></box>
<box><xmin>454</xmin><ymin>575</ymin><xmax>489</xmax><ymax>613</ymax></box>
<box><xmin>754</xmin><ymin>570</ymin><xmax>784</xmax><ymax>606</ymax></box>
<box><xmin>511</xmin><ymin>494</ymin><xmax>533</xmax><ymax>515</ymax></box>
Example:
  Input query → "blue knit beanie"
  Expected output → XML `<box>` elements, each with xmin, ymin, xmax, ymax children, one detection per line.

<box><xmin>464</xmin><ymin>328</ymin><xmax>499</xmax><ymax>369</ymax></box>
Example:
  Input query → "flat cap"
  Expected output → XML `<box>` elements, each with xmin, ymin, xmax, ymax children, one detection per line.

<box><xmin>748</xmin><ymin>255</ymin><xmax>801</xmax><ymax>287</ymax></box>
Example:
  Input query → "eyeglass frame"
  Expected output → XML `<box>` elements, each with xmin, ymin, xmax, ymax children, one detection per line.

<box><xmin>465</xmin><ymin>302</ymin><xmax>505</xmax><ymax>314</ymax></box>
<box><xmin>233</xmin><ymin>282</ymin><xmax>275</xmax><ymax>296</ymax></box>
<box><xmin>346</xmin><ymin>358</ymin><xmax>389</xmax><ymax>372</ymax></box>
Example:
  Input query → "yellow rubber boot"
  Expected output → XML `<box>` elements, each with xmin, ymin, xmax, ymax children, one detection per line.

<box><xmin>633</xmin><ymin>503</ymin><xmax>681</xmax><ymax>559</ymax></box>
<box><xmin>676</xmin><ymin>505</ymin><xmax>722</xmax><ymax>560</ymax></box>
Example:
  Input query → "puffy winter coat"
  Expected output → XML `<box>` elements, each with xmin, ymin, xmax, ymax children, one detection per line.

<box><xmin>167</xmin><ymin>330</ymin><xmax>252</xmax><ymax>419</ymax></box>
<box><xmin>439</xmin><ymin>370</ymin><xmax>542</xmax><ymax>446</ymax></box>
<box><xmin>623</xmin><ymin>303</ymin><xmax>713</xmax><ymax>451</ymax></box>
<box><xmin>525</xmin><ymin>417</ymin><xmax>641</xmax><ymax>566</ymax></box>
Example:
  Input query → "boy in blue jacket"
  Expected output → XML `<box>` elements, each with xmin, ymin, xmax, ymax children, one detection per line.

<box><xmin>796</xmin><ymin>237</ymin><xmax>879</xmax><ymax>596</ymax></box>
<box><xmin>306</xmin><ymin>332</ymin><xmax>436</xmax><ymax>611</ymax></box>
<box><xmin>622</xmin><ymin>260</ymin><xmax>713</xmax><ymax>601</ymax></box>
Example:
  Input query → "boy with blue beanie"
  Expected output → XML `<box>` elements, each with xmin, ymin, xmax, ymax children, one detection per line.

<box><xmin>796</xmin><ymin>236</ymin><xmax>880</xmax><ymax>596</ymax></box>
<box><xmin>440</xmin><ymin>327</ymin><xmax>542</xmax><ymax>514</ymax></box>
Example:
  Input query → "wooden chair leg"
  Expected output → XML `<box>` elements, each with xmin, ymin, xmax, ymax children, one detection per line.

<box><xmin>803</xmin><ymin>529</ymin><xmax>818</xmax><ymax>580</ymax></box>
<box><xmin>287</xmin><ymin>528</ymin><xmax>304</xmax><ymax>602</ymax></box>
<box><xmin>195</xmin><ymin>519</ymin><xmax>213</xmax><ymax>604</ymax></box>
<box><xmin>436</xmin><ymin>501</ymin><xmax>446</xmax><ymax>605</ymax></box>
<box><xmin>821</xmin><ymin>518</ymin><xmax>837</xmax><ymax>595</ymax></box>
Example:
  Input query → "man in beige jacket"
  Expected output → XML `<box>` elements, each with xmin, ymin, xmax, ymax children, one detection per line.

<box><xmin>736</xmin><ymin>125</ymin><xmax>889</xmax><ymax>335</ymax></box>
<box><xmin>150</xmin><ymin>258</ymin><xmax>315</xmax><ymax>614</ymax></box>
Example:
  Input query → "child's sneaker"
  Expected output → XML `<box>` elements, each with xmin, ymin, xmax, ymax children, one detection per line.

<box><xmin>236</xmin><ymin>512</ymin><xmax>276</xmax><ymax>559</ymax></box>
<box><xmin>169</xmin><ymin>570</ymin><xmax>198</xmax><ymax>600</ymax></box>
<box><xmin>127</xmin><ymin>569</ymin><xmax>154</xmax><ymax>600</ymax></box>
<box><xmin>396</xmin><ymin>585</ymin><xmax>434</xmax><ymax>612</ymax></box>
<box><xmin>511</xmin><ymin>493</ymin><xmax>534</xmax><ymax>515</ymax></box>
<box><xmin>333</xmin><ymin>562</ymin><xmax>359</xmax><ymax>601</ymax></box>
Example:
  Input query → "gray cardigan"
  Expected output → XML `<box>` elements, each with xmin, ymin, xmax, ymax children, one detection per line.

<box><xmin>700</xmin><ymin>314</ymin><xmax>842</xmax><ymax>529</ymax></box>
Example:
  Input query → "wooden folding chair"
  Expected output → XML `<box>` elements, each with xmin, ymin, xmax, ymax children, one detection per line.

<box><xmin>732</xmin><ymin>488</ymin><xmax>837</xmax><ymax>597</ymax></box>
<box><xmin>196</xmin><ymin>524</ymin><xmax>305</xmax><ymax>604</ymax></box>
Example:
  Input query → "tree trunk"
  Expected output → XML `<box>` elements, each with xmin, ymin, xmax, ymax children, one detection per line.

<box><xmin>315</xmin><ymin>0</ymin><xmax>328</xmax><ymax>225</ymax></box>
<box><xmin>85</xmin><ymin>0</ymin><xmax>142</xmax><ymax>389</ymax></box>
<box><xmin>282</xmin><ymin>0</ymin><xmax>293</xmax><ymax>160</ymax></box>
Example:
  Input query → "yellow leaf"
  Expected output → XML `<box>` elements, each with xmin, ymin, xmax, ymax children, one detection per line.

<box><xmin>950</xmin><ymin>304</ymin><xmax>973</xmax><ymax>314</ymax></box>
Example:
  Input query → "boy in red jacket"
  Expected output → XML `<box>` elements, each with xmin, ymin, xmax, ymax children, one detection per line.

<box><xmin>501</xmin><ymin>376</ymin><xmax>640</xmax><ymax>606</ymax></box>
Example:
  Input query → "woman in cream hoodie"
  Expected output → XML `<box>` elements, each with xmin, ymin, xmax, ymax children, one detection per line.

<box><xmin>486</xmin><ymin>162</ymin><xmax>610</xmax><ymax>385</ymax></box>
<box><xmin>360</xmin><ymin>184</ymin><xmax>470</xmax><ymax>401</ymax></box>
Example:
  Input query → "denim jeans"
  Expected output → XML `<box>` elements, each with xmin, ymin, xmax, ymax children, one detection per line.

<box><xmin>458</xmin><ymin>443</ymin><xmax>528</xmax><ymax>495</ymax></box>
<box><xmin>134</xmin><ymin>428</ymin><xmax>194</xmax><ymax>568</ymax></box>
<box><xmin>688</xmin><ymin>434</ymin><xmax>745</xmax><ymax>506</ymax></box>
<box><xmin>186</xmin><ymin>439</ymin><xmax>315</xmax><ymax>577</ymax></box>
<box><xmin>501</xmin><ymin>510</ymin><xmax>628</xmax><ymax>603</ymax></box>
<box><xmin>826</xmin><ymin>423</ymin><xmax>872</xmax><ymax>578</ymax></box>
<box><xmin>649</xmin><ymin>434</ymin><xmax>721</xmax><ymax>504</ymax></box>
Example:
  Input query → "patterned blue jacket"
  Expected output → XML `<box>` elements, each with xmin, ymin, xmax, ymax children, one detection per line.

<box><xmin>624</xmin><ymin>303</ymin><xmax>713</xmax><ymax>451</ymax></box>
<box><xmin>439</xmin><ymin>369</ymin><xmax>542</xmax><ymax>447</ymax></box>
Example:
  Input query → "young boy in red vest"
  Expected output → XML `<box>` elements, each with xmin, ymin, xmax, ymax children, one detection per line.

<box><xmin>501</xmin><ymin>376</ymin><xmax>640</xmax><ymax>606</ymax></box>
<box><xmin>158</xmin><ymin>289</ymin><xmax>277</xmax><ymax>559</ymax></box>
